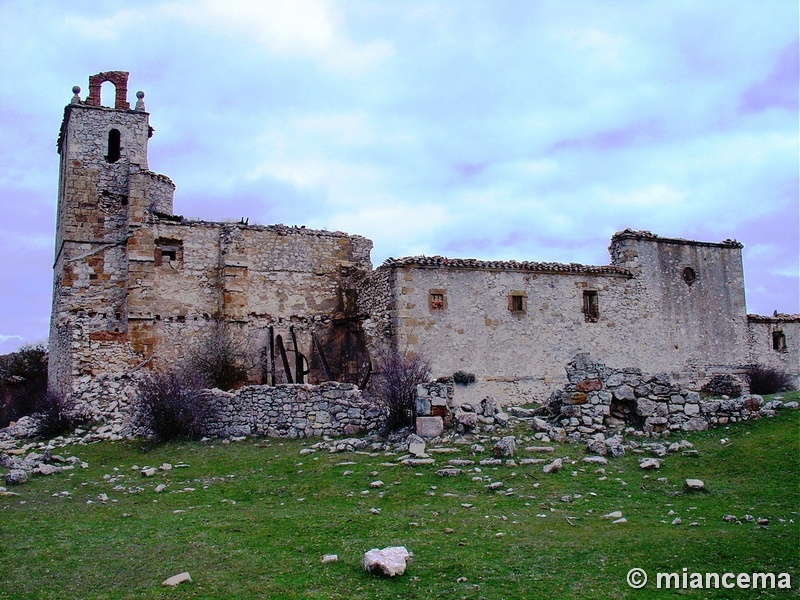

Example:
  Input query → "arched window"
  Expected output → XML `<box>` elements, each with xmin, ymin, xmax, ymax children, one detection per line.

<box><xmin>107</xmin><ymin>129</ymin><xmax>121</xmax><ymax>163</ymax></box>
<box><xmin>100</xmin><ymin>81</ymin><xmax>117</xmax><ymax>108</ymax></box>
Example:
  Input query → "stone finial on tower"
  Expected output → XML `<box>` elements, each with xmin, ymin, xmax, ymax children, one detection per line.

<box><xmin>71</xmin><ymin>86</ymin><xmax>82</xmax><ymax>104</ymax></box>
<box><xmin>135</xmin><ymin>90</ymin><xmax>146</xmax><ymax>112</ymax></box>
<box><xmin>85</xmin><ymin>71</ymin><xmax>131</xmax><ymax>109</ymax></box>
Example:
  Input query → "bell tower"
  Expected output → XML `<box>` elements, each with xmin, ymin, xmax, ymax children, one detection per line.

<box><xmin>49</xmin><ymin>71</ymin><xmax>171</xmax><ymax>392</ymax></box>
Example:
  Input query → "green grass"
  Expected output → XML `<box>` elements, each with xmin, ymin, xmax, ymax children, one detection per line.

<box><xmin>1</xmin><ymin>392</ymin><xmax>799</xmax><ymax>599</ymax></box>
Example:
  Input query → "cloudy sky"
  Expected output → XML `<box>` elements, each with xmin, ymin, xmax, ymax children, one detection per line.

<box><xmin>0</xmin><ymin>0</ymin><xmax>797</xmax><ymax>353</ymax></box>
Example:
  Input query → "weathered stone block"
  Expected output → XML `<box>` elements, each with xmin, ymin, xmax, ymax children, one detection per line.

<box><xmin>416</xmin><ymin>396</ymin><xmax>431</xmax><ymax>417</ymax></box>
<box><xmin>614</xmin><ymin>385</ymin><xmax>635</xmax><ymax>401</ymax></box>
<box><xmin>570</xmin><ymin>392</ymin><xmax>589</xmax><ymax>405</ymax></box>
<box><xmin>577</xmin><ymin>379</ymin><xmax>602</xmax><ymax>392</ymax></box>
<box><xmin>416</xmin><ymin>416</ymin><xmax>444</xmax><ymax>438</ymax></box>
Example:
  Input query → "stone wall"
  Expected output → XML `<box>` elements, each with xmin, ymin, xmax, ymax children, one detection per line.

<box><xmin>376</xmin><ymin>230</ymin><xmax>773</xmax><ymax>406</ymax></box>
<box><xmin>746</xmin><ymin>314</ymin><xmax>800</xmax><ymax>388</ymax></box>
<box><xmin>547</xmin><ymin>353</ymin><xmax>770</xmax><ymax>438</ymax></box>
<box><xmin>199</xmin><ymin>382</ymin><xmax>382</xmax><ymax>439</ymax></box>
<box><xmin>68</xmin><ymin>374</ymin><xmax>383</xmax><ymax>440</ymax></box>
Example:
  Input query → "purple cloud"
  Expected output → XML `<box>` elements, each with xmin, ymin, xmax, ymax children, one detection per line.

<box><xmin>738</xmin><ymin>40</ymin><xmax>799</xmax><ymax>115</ymax></box>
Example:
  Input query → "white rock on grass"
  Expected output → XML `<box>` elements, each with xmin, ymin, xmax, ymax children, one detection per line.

<box><xmin>603</xmin><ymin>511</ymin><xmax>623</xmax><ymax>520</ymax></box>
<box><xmin>684</xmin><ymin>479</ymin><xmax>706</xmax><ymax>492</ymax></box>
<box><xmin>362</xmin><ymin>546</ymin><xmax>411</xmax><ymax>577</ymax></box>
<box><xmin>162</xmin><ymin>572</ymin><xmax>191</xmax><ymax>587</ymax></box>
<box><xmin>543</xmin><ymin>458</ymin><xmax>563</xmax><ymax>474</ymax></box>
<box><xmin>321</xmin><ymin>554</ymin><xmax>338</xmax><ymax>563</ymax></box>
<box><xmin>639</xmin><ymin>458</ymin><xmax>660</xmax><ymax>470</ymax></box>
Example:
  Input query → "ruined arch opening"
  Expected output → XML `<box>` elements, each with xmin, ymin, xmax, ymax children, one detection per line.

<box><xmin>100</xmin><ymin>81</ymin><xmax>117</xmax><ymax>108</ymax></box>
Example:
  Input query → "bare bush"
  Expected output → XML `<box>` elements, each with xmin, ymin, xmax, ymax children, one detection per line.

<box><xmin>33</xmin><ymin>390</ymin><xmax>89</xmax><ymax>438</ymax></box>
<box><xmin>134</xmin><ymin>366</ymin><xmax>215</xmax><ymax>441</ymax></box>
<box><xmin>370</xmin><ymin>348</ymin><xmax>431</xmax><ymax>433</ymax></box>
<box><xmin>746</xmin><ymin>365</ymin><xmax>796</xmax><ymax>395</ymax></box>
<box><xmin>187</xmin><ymin>322</ymin><xmax>252</xmax><ymax>391</ymax></box>
<box><xmin>0</xmin><ymin>343</ymin><xmax>48</xmax><ymax>427</ymax></box>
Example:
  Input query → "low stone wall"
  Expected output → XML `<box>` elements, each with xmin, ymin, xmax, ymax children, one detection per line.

<box><xmin>547</xmin><ymin>353</ymin><xmax>769</xmax><ymax>437</ymax></box>
<box><xmin>67</xmin><ymin>374</ymin><xmax>383</xmax><ymax>440</ymax></box>
<box><xmin>199</xmin><ymin>382</ymin><xmax>383</xmax><ymax>439</ymax></box>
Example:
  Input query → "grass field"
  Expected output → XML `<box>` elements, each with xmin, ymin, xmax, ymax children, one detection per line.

<box><xmin>1</xmin><ymin>392</ymin><xmax>798</xmax><ymax>599</ymax></box>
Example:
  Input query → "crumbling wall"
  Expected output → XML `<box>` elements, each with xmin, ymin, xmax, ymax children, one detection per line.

<box><xmin>746</xmin><ymin>314</ymin><xmax>800</xmax><ymax>388</ymax></box>
<box><xmin>548</xmin><ymin>353</ymin><xmax>768</xmax><ymax>437</ymax></box>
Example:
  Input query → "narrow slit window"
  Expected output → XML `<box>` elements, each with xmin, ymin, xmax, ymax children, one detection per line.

<box><xmin>583</xmin><ymin>290</ymin><xmax>599</xmax><ymax>322</ymax></box>
<box><xmin>773</xmin><ymin>330</ymin><xmax>787</xmax><ymax>351</ymax></box>
<box><xmin>107</xmin><ymin>128</ymin><xmax>121</xmax><ymax>163</ymax></box>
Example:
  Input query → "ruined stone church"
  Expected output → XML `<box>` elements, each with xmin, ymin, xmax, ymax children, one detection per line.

<box><xmin>49</xmin><ymin>71</ymin><xmax>799</xmax><ymax>407</ymax></box>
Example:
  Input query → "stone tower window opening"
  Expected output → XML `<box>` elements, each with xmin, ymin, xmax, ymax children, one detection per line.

<box><xmin>772</xmin><ymin>330</ymin><xmax>787</xmax><ymax>352</ymax></box>
<box><xmin>154</xmin><ymin>238</ymin><xmax>183</xmax><ymax>268</ymax></box>
<box><xmin>583</xmin><ymin>290</ymin><xmax>599</xmax><ymax>322</ymax></box>
<box><xmin>100</xmin><ymin>81</ymin><xmax>117</xmax><ymax>108</ymax></box>
<box><xmin>107</xmin><ymin>129</ymin><xmax>121</xmax><ymax>163</ymax></box>
<box><xmin>682</xmin><ymin>266</ymin><xmax>697</xmax><ymax>286</ymax></box>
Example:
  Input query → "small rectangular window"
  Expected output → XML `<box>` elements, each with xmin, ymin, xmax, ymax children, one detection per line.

<box><xmin>583</xmin><ymin>290</ymin><xmax>599</xmax><ymax>322</ymax></box>
<box><xmin>429</xmin><ymin>290</ymin><xmax>446</xmax><ymax>310</ymax></box>
<box><xmin>508</xmin><ymin>292</ymin><xmax>526</xmax><ymax>313</ymax></box>
<box><xmin>154</xmin><ymin>238</ymin><xmax>183</xmax><ymax>268</ymax></box>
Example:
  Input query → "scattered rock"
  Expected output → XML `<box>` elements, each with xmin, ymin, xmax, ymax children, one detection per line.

<box><xmin>407</xmin><ymin>434</ymin><xmax>427</xmax><ymax>458</ymax></box>
<box><xmin>582</xmin><ymin>456</ymin><xmax>608</xmax><ymax>465</ymax></box>
<box><xmin>671</xmin><ymin>517</ymin><xmax>682</xmax><ymax>525</ymax></box>
<box><xmin>639</xmin><ymin>458</ymin><xmax>660</xmax><ymax>470</ymax></box>
<box><xmin>162</xmin><ymin>572</ymin><xmax>192</xmax><ymax>587</ymax></box>
<box><xmin>5</xmin><ymin>469</ymin><xmax>27</xmax><ymax>485</ymax></box>
<box><xmin>436</xmin><ymin>468</ymin><xmax>462</xmax><ymax>477</ymax></box>
<box><xmin>492</xmin><ymin>436</ymin><xmax>516</xmax><ymax>458</ymax></box>
<box><xmin>612</xmin><ymin>517</ymin><xmax>627</xmax><ymax>524</ymax></box>
<box><xmin>530</xmin><ymin>417</ymin><xmax>549</xmax><ymax>432</ymax></box>
<box><xmin>603</xmin><ymin>511</ymin><xmax>623</xmax><ymax>520</ymax></box>
<box><xmin>362</xmin><ymin>546</ymin><xmax>411</xmax><ymax>577</ymax></box>
<box><xmin>370</xmin><ymin>480</ymin><xmax>384</xmax><ymax>489</ymax></box>
<box><xmin>684</xmin><ymin>479</ymin><xmax>706</xmax><ymax>492</ymax></box>
<box><xmin>586</xmin><ymin>439</ymin><xmax>608</xmax><ymax>456</ymax></box>
<box><xmin>321</xmin><ymin>554</ymin><xmax>338</xmax><ymax>564</ymax></box>
<box><xmin>543</xmin><ymin>458</ymin><xmax>563</xmax><ymax>474</ymax></box>
<box><xmin>141</xmin><ymin>468</ymin><xmax>156</xmax><ymax>477</ymax></box>
<box><xmin>525</xmin><ymin>446</ymin><xmax>555</xmax><ymax>453</ymax></box>
<box><xmin>155</xmin><ymin>484</ymin><xmax>167</xmax><ymax>493</ymax></box>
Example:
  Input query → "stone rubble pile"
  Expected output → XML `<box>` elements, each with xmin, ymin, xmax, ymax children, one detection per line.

<box><xmin>1</xmin><ymin>446</ymin><xmax>87</xmax><ymax>486</ymax></box>
<box><xmin>545</xmin><ymin>353</ymin><xmax>790</xmax><ymax>439</ymax></box>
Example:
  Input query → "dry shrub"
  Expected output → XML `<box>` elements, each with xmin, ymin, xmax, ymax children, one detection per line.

<box><xmin>370</xmin><ymin>348</ymin><xmax>431</xmax><ymax>433</ymax></box>
<box><xmin>746</xmin><ymin>365</ymin><xmax>796</xmax><ymax>395</ymax></box>
<box><xmin>33</xmin><ymin>390</ymin><xmax>89</xmax><ymax>438</ymax></box>
<box><xmin>135</xmin><ymin>366</ymin><xmax>216</xmax><ymax>441</ymax></box>
<box><xmin>188</xmin><ymin>322</ymin><xmax>252</xmax><ymax>391</ymax></box>
<box><xmin>0</xmin><ymin>343</ymin><xmax>48</xmax><ymax>427</ymax></box>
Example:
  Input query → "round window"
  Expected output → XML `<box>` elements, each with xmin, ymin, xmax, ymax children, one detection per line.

<box><xmin>682</xmin><ymin>266</ymin><xmax>697</xmax><ymax>285</ymax></box>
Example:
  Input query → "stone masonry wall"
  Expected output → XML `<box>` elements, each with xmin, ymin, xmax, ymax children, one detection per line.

<box><xmin>68</xmin><ymin>375</ymin><xmax>383</xmax><ymax>440</ymax></box>
<box><xmin>199</xmin><ymin>382</ymin><xmax>383</xmax><ymax>439</ymax></box>
<box><xmin>547</xmin><ymin>353</ymin><xmax>768</xmax><ymax>437</ymax></box>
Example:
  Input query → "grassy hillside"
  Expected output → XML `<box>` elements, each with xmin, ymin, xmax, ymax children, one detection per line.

<box><xmin>1</xmin><ymin>392</ymin><xmax>798</xmax><ymax>599</ymax></box>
